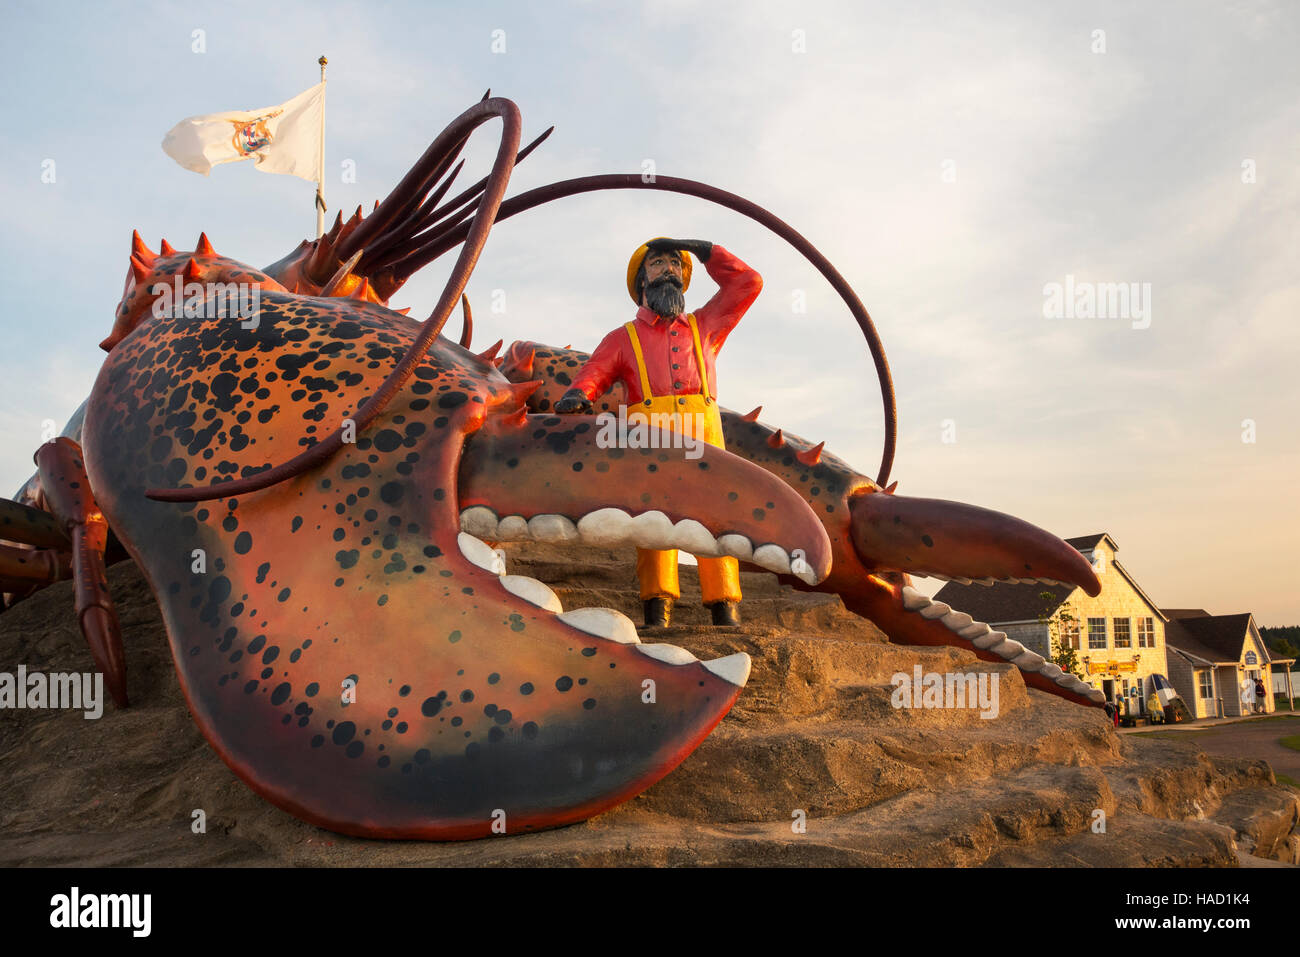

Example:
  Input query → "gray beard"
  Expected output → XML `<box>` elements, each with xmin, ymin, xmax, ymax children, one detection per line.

<box><xmin>645</xmin><ymin>278</ymin><xmax>685</xmax><ymax>318</ymax></box>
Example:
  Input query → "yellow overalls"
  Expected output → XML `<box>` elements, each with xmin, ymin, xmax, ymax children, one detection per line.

<box><xmin>624</xmin><ymin>314</ymin><xmax>742</xmax><ymax>605</ymax></box>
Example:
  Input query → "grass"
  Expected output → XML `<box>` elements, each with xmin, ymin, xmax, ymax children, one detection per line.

<box><xmin>1276</xmin><ymin>773</ymin><xmax>1299</xmax><ymax>789</ymax></box>
<box><xmin>1280</xmin><ymin>734</ymin><xmax>1300</xmax><ymax>753</ymax></box>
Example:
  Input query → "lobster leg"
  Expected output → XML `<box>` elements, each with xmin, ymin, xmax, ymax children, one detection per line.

<box><xmin>34</xmin><ymin>437</ymin><xmax>128</xmax><ymax>707</ymax></box>
<box><xmin>0</xmin><ymin>497</ymin><xmax>73</xmax><ymax>606</ymax></box>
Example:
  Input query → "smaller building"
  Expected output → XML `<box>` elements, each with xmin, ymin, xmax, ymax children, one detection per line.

<box><xmin>1162</xmin><ymin>610</ymin><xmax>1294</xmax><ymax>718</ymax></box>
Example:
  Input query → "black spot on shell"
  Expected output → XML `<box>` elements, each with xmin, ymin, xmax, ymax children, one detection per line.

<box><xmin>332</xmin><ymin>721</ymin><xmax>356</xmax><ymax>745</ymax></box>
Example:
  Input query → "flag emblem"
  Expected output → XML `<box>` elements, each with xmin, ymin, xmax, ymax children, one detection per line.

<box><xmin>230</xmin><ymin>110</ymin><xmax>282</xmax><ymax>156</ymax></box>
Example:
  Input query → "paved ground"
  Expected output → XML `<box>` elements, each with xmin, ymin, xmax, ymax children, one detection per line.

<box><xmin>1128</xmin><ymin>714</ymin><xmax>1300</xmax><ymax>783</ymax></box>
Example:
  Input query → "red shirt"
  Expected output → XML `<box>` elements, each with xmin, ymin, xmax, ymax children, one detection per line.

<box><xmin>571</xmin><ymin>245</ymin><xmax>762</xmax><ymax>404</ymax></box>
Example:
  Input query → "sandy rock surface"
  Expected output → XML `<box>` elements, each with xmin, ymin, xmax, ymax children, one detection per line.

<box><xmin>1</xmin><ymin>542</ymin><xmax>1295</xmax><ymax>866</ymax></box>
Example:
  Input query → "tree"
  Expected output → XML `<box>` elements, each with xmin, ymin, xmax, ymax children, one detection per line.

<box><xmin>1038</xmin><ymin>591</ymin><xmax>1084</xmax><ymax>679</ymax></box>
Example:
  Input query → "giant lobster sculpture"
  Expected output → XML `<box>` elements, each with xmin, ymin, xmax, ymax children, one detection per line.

<box><xmin>0</xmin><ymin>95</ymin><xmax>1102</xmax><ymax>840</ymax></box>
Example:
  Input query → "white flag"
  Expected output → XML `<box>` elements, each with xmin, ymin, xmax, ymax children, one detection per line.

<box><xmin>162</xmin><ymin>83</ymin><xmax>323</xmax><ymax>182</ymax></box>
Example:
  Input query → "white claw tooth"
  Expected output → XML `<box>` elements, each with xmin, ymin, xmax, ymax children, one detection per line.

<box><xmin>901</xmin><ymin>586</ymin><xmax>931</xmax><ymax>611</ymax></box>
<box><xmin>950</xmin><ymin>575</ymin><xmax>973</xmax><ymax>585</ymax></box>
<box><xmin>718</xmin><ymin>534</ymin><xmax>753</xmax><ymax>560</ymax></box>
<box><xmin>1087</xmin><ymin>688</ymin><xmax>1106</xmax><ymax>704</ymax></box>
<box><xmin>918</xmin><ymin>600</ymin><xmax>952</xmax><ymax>620</ymax></box>
<box><xmin>1012</xmin><ymin>650</ymin><xmax>1046</xmax><ymax>671</ymax></box>
<box><xmin>577</xmin><ymin>508</ymin><xmax>632</xmax><ymax>546</ymax></box>
<box><xmin>972</xmin><ymin>630</ymin><xmax>1007</xmax><ymax>650</ymax></box>
<box><xmin>752</xmin><ymin>544</ymin><xmax>791</xmax><ymax>575</ymax></box>
<box><xmin>929</xmin><ymin>573</ymin><xmax>951</xmax><ymax>582</ymax></box>
<box><xmin>635</xmin><ymin>643</ymin><xmax>698</xmax><ymax>665</ymax></box>
<box><xmin>1039</xmin><ymin>663</ymin><xmax>1063</xmax><ymax>680</ymax></box>
<box><xmin>673</xmin><ymin>519</ymin><xmax>721</xmax><ymax>557</ymax></box>
<box><xmin>702</xmin><ymin>652</ymin><xmax>751</xmax><ymax>687</ymax></box>
<box><xmin>497</xmin><ymin>515</ymin><xmax>530</xmax><ymax>540</ymax></box>
<box><xmin>958</xmin><ymin>621</ymin><xmax>992</xmax><ymax>639</ymax></box>
<box><xmin>941</xmin><ymin>611</ymin><xmax>974</xmax><ymax>632</ymax></box>
<box><xmin>557</xmin><ymin>607</ymin><xmax>641</xmax><ymax>644</ymax></box>
<box><xmin>458</xmin><ymin>532</ymin><xmax>505</xmax><ymax>575</ymax></box>
<box><xmin>973</xmin><ymin>578</ymin><xmax>995</xmax><ymax>587</ymax></box>
<box><xmin>500</xmin><ymin>575</ymin><xmax>563</xmax><ymax>613</ymax></box>
<box><xmin>990</xmin><ymin>638</ymin><xmax>1026</xmax><ymax>659</ymax></box>
<box><xmin>528</xmin><ymin>513</ymin><xmax>579</xmax><ymax>543</ymax></box>
<box><xmin>794</xmin><ymin>558</ymin><xmax>820</xmax><ymax>585</ymax></box>
<box><xmin>630</xmin><ymin>510</ymin><xmax>676</xmax><ymax>549</ymax></box>
<box><xmin>460</xmin><ymin>506</ymin><xmax>499</xmax><ymax>539</ymax></box>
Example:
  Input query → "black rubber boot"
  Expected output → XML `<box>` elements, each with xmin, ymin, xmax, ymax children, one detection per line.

<box><xmin>709</xmin><ymin>600</ymin><xmax>740</xmax><ymax>627</ymax></box>
<box><xmin>643</xmin><ymin>597</ymin><xmax>672</xmax><ymax>628</ymax></box>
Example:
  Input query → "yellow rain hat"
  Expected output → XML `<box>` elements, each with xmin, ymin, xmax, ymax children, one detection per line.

<box><xmin>626</xmin><ymin>238</ymin><xmax>692</xmax><ymax>304</ymax></box>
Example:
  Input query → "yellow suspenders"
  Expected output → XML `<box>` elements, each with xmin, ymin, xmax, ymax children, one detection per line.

<box><xmin>623</xmin><ymin>314</ymin><xmax>711</xmax><ymax>400</ymax></box>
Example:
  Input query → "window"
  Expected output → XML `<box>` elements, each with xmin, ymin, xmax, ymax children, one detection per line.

<box><xmin>1198</xmin><ymin>671</ymin><xmax>1213</xmax><ymax>699</ymax></box>
<box><xmin>1137</xmin><ymin>617</ymin><xmax>1155</xmax><ymax>648</ymax></box>
<box><xmin>1113</xmin><ymin>618</ymin><xmax>1131</xmax><ymax>649</ymax></box>
<box><xmin>1060</xmin><ymin>613</ymin><xmax>1081</xmax><ymax>650</ymax></box>
<box><xmin>1087</xmin><ymin>617</ymin><xmax>1108</xmax><ymax>650</ymax></box>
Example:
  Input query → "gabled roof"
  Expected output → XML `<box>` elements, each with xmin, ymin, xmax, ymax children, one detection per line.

<box><xmin>1065</xmin><ymin>533</ymin><xmax>1114</xmax><ymax>552</ymax></box>
<box><xmin>1162</xmin><ymin>608</ymin><xmax>1210</xmax><ymax>619</ymax></box>
<box><xmin>1163</xmin><ymin>619</ymin><xmax>1235</xmax><ymax>666</ymax></box>
<box><xmin>1161</xmin><ymin>611</ymin><xmax>1259</xmax><ymax>664</ymax></box>
<box><xmin>931</xmin><ymin>580</ymin><xmax>1070</xmax><ymax>624</ymax></box>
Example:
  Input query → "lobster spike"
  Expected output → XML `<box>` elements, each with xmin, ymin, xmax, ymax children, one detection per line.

<box><xmin>395</xmin><ymin>307</ymin><xmax>411</xmax><ymax>316</ymax></box>
<box><xmin>516</xmin><ymin>347</ymin><xmax>536</xmax><ymax>376</ymax></box>
<box><xmin>796</xmin><ymin>441</ymin><xmax>825</xmax><ymax>467</ymax></box>
<box><xmin>504</xmin><ymin>404</ymin><xmax>528</xmax><ymax>428</ymax></box>
<box><xmin>562</xmin><ymin>344</ymin><xmax>571</xmax><ymax>350</ymax></box>
<box><xmin>742</xmin><ymin>406</ymin><xmax>763</xmax><ymax>422</ymax></box>
<box><xmin>884</xmin><ymin>481</ymin><xmax>899</xmax><ymax>494</ymax></box>
<box><xmin>509</xmin><ymin>379</ymin><xmax>544</xmax><ymax>406</ymax></box>
<box><xmin>766</xmin><ymin>429</ymin><xmax>785</xmax><ymax>449</ymax></box>
<box><xmin>195</xmin><ymin>232</ymin><xmax>216</xmax><ymax>257</ymax></box>
<box><xmin>129</xmin><ymin>255</ymin><xmax>150</xmax><ymax>284</ymax></box>
<box><xmin>159</xmin><ymin>238</ymin><xmax>177</xmax><ymax>256</ymax></box>
<box><xmin>348</xmin><ymin>205</ymin><xmax>363</xmax><ymax>227</ymax></box>
<box><xmin>477</xmin><ymin>339</ymin><xmax>504</xmax><ymax>363</ymax></box>
<box><xmin>458</xmin><ymin>293</ymin><xmax>473</xmax><ymax>348</ymax></box>
<box><xmin>320</xmin><ymin>249</ymin><xmax>365</xmax><ymax>297</ymax></box>
<box><xmin>491</xmin><ymin>356</ymin><xmax>504</xmax><ymax>369</ymax></box>
<box><xmin>348</xmin><ymin>277</ymin><xmax>373</xmax><ymax>301</ymax></box>
<box><xmin>328</xmin><ymin>210</ymin><xmax>343</xmax><ymax>238</ymax></box>
<box><xmin>131</xmin><ymin>230</ymin><xmax>156</xmax><ymax>265</ymax></box>
<box><xmin>183</xmin><ymin>257</ymin><xmax>203</xmax><ymax>284</ymax></box>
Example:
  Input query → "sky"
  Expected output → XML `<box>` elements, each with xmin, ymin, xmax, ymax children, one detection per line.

<box><xmin>0</xmin><ymin>1</ymin><xmax>1296</xmax><ymax>623</ymax></box>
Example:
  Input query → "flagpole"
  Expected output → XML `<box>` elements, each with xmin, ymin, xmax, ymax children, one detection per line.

<box><xmin>315</xmin><ymin>55</ymin><xmax>327</xmax><ymax>238</ymax></box>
